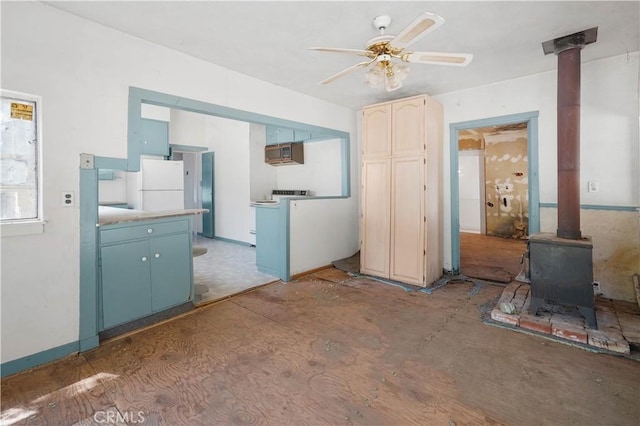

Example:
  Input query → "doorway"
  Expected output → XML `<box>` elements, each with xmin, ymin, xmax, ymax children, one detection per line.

<box><xmin>449</xmin><ymin>111</ymin><xmax>539</xmax><ymax>277</ymax></box>
<box><xmin>164</xmin><ymin>109</ymin><xmax>277</xmax><ymax>305</ymax></box>
<box><xmin>457</xmin><ymin>122</ymin><xmax>529</xmax><ymax>282</ymax></box>
<box><xmin>172</xmin><ymin>150</ymin><xmax>203</xmax><ymax>234</ymax></box>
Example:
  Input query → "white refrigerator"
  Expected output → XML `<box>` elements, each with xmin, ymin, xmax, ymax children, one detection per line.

<box><xmin>128</xmin><ymin>159</ymin><xmax>185</xmax><ymax>211</ymax></box>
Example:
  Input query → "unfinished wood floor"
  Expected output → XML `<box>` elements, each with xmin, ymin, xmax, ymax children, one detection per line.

<box><xmin>460</xmin><ymin>232</ymin><xmax>526</xmax><ymax>281</ymax></box>
<box><xmin>2</xmin><ymin>271</ymin><xmax>639</xmax><ymax>425</ymax></box>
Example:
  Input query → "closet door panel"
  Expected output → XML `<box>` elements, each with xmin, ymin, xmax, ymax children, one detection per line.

<box><xmin>361</xmin><ymin>159</ymin><xmax>391</xmax><ymax>278</ymax></box>
<box><xmin>363</xmin><ymin>105</ymin><xmax>392</xmax><ymax>158</ymax></box>
<box><xmin>392</xmin><ymin>97</ymin><xmax>425</xmax><ymax>157</ymax></box>
<box><xmin>390</xmin><ymin>156</ymin><xmax>425</xmax><ymax>286</ymax></box>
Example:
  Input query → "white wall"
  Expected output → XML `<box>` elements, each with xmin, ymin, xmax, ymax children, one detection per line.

<box><xmin>249</xmin><ymin>124</ymin><xmax>277</xmax><ymax>202</ymax></box>
<box><xmin>141</xmin><ymin>104</ymin><xmax>170</xmax><ymax>122</ymax></box>
<box><xmin>98</xmin><ymin>171</ymin><xmax>127</xmax><ymax>203</ymax></box>
<box><xmin>171</xmin><ymin>110</ymin><xmax>252</xmax><ymax>242</ymax></box>
<box><xmin>435</xmin><ymin>52</ymin><xmax>639</xmax><ymax>299</ymax></box>
<box><xmin>276</xmin><ymin>139</ymin><xmax>343</xmax><ymax>196</ymax></box>
<box><xmin>289</xmin><ymin>198</ymin><xmax>359</xmax><ymax>276</ymax></box>
<box><xmin>0</xmin><ymin>2</ymin><xmax>357</xmax><ymax>364</ymax></box>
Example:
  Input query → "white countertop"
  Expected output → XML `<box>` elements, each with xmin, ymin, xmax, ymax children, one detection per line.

<box><xmin>250</xmin><ymin>200</ymin><xmax>280</xmax><ymax>207</ymax></box>
<box><xmin>98</xmin><ymin>206</ymin><xmax>208</xmax><ymax>226</ymax></box>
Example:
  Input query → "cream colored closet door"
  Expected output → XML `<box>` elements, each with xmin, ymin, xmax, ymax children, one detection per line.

<box><xmin>363</xmin><ymin>104</ymin><xmax>392</xmax><ymax>157</ymax></box>
<box><xmin>392</xmin><ymin>97</ymin><xmax>425</xmax><ymax>157</ymax></box>
<box><xmin>390</xmin><ymin>156</ymin><xmax>425</xmax><ymax>286</ymax></box>
<box><xmin>361</xmin><ymin>159</ymin><xmax>391</xmax><ymax>278</ymax></box>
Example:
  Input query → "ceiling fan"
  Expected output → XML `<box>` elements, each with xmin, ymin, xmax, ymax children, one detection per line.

<box><xmin>310</xmin><ymin>12</ymin><xmax>473</xmax><ymax>92</ymax></box>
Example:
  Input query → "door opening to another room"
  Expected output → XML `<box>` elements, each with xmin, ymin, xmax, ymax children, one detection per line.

<box><xmin>457</xmin><ymin>121</ymin><xmax>529</xmax><ymax>283</ymax></box>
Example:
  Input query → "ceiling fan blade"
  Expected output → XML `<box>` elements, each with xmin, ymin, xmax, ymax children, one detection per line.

<box><xmin>309</xmin><ymin>47</ymin><xmax>372</xmax><ymax>57</ymax></box>
<box><xmin>318</xmin><ymin>59</ymin><xmax>375</xmax><ymax>85</ymax></box>
<box><xmin>390</xmin><ymin>12</ymin><xmax>444</xmax><ymax>50</ymax></box>
<box><xmin>405</xmin><ymin>51</ymin><xmax>473</xmax><ymax>66</ymax></box>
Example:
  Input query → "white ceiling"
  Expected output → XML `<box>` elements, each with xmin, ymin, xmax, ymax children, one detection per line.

<box><xmin>44</xmin><ymin>1</ymin><xmax>639</xmax><ymax>110</ymax></box>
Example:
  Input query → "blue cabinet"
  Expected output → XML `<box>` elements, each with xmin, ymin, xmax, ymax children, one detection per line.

<box><xmin>149</xmin><ymin>233</ymin><xmax>192</xmax><ymax>311</ymax></box>
<box><xmin>140</xmin><ymin>118</ymin><xmax>169</xmax><ymax>157</ymax></box>
<box><xmin>255</xmin><ymin>205</ymin><xmax>287</xmax><ymax>279</ymax></box>
<box><xmin>99</xmin><ymin>217</ymin><xmax>193</xmax><ymax>330</ymax></box>
<box><xmin>265</xmin><ymin>126</ymin><xmax>313</xmax><ymax>145</ymax></box>
<box><xmin>101</xmin><ymin>240</ymin><xmax>152</xmax><ymax>329</ymax></box>
<box><xmin>265</xmin><ymin>126</ymin><xmax>295</xmax><ymax>145</ymax></box>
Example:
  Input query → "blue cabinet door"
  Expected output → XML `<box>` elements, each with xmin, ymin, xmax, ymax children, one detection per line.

<box><xmin>140</xmin><ymin>118</ymin><xmax>169</xmax><ymax>157</ymax></box>
<box><xmin>149</xmin><ymin>233</ymin><xmax>192</xmax><ymax>311</ymax></box>
<box><xmin>201</xmin><ymin>151</ymin><xmax>215</xmax><ymax>238</ymax></box>
<box><xmin>101</xmin><ymin>240</ymin><xmax>152</xmax><ymax>329</ymax></box>
<box><xmin>265</xmin><ymin>126</ymin><xmax>296</xmax><ymax>144</ymax></box>
<box><xmin>255</xmin><ymin>207</ymin><xmax>282</xmax><ymax>276</ymax></box>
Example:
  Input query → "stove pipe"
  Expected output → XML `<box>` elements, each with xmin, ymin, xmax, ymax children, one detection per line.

<box><xmin>556</xmin><ymin>47</ymin><xmax>582</xmax><ymax>239</ymax></box>
<box><xmin>543</xmin><ymin>28</ymin><xmax>598</xmax><ymax>240</ymax></box>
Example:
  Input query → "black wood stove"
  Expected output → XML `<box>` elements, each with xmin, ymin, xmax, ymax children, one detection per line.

<box><xmin>528</xmin><ymin>28</ymin><xmax>599</xmax><ymax>329</ymax></box>
<box><xmin>528</xmin><ymin>234</ymin><xmax>596</xmax><ymax>328</ymax></box>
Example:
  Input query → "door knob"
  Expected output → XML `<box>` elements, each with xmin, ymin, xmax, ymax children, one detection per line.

<box><xmin>154</xmin><ymin>253</ymin><xmax>160</xmax><ymax>258</ymax></box>
<box><xmin>487</xmin><ymin>202</ymin><xmax>494</xmax><ymax>207</ymax></box>
<box><xmin>141</xmin><ymin>256</ymin><xmax>148</xmax><ymax>262</ymax></box>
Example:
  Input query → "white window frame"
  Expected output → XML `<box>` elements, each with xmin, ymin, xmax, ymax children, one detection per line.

<box><xmin>0</xmin><ymin>89</ymin><xmax>44</xmax><ymax>236</ymax></box>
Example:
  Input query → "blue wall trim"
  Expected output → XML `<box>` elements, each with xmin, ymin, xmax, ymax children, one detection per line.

<box><xmin>1</xmin><ymin>340</ymin><xmax>79</xmax><ymax>378</ymax></box>
<box><xmin>449</xmin><ymin>111</ymin><xmax>540</xmax><ymax>274</ymax></box>
<box><xmin>95</xmin><ymin>156</ymin><xmax>128</xmax><ymax>170</ymax></box>
<box><xmin>540</xmin><ymin>203</ymin><xmax>639</xmax><ymax>212</ymax></box>
<box><xmin>341</xmin><ymin>137</ymin><xmax>351</xmax><ymax>197</ymax></box>
<box><xmin>213</xmin><ymin>236</ymin><xmax>251</xmax><ymax>246</ymax></box>
<box><xmin>170</xmin><ymin>144</ymin><xmax>209</xmax><ymax>152</ymax></box>
<box><xmin>79</xmin><ymin>168</ymin><xmax>100</xmax><ymax>353</ymax></box>
<box><xmin>128</xmin><ymin>87</ymin><xmax>352</xmax><ymax>198</ymax></box>
<box><xmin>130</xmin><ymin>87</ymin><xmax>350</xmax><ymax>140</ymax></box>
<box><xmin>281</xmin><ymin>201</ymin><xmax>291</xmax><ymax>281</ymax></box>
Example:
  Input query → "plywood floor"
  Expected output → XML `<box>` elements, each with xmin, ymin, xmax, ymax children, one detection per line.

<box><xmin>460</xmin><ymin>232</ymin><xmax>526</xmax><ymax>282</ymax></box>
<box><xmin>2</xmin><ymin>271</ymin><xmax>639</xmax><ymax>425</ymax></box>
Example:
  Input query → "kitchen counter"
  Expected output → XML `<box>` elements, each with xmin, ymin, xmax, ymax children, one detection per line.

<box><xmin>250</xmin><ymin>200</ymin><xmax>280</xmax><ymax>208</ymax></box>
<box><xmin>98</xmin><ymin>206</ymin><xmax>208</xmax><ymax>226</ymax></box>
<box><xmin>99</xmin><ymin>201</ymin><xmax>128</xmax><ymax>206</ymax></box>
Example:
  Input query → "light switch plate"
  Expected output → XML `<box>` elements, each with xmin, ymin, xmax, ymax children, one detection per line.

<box><xmin>588</xmin><ymin>180</ymin><xmax>599</xmax><ymax>193</ymax></box>
<box><xmin>80</xmin><ymin>153</ymin><xmax>94</xmax><ymax>169</ymax></box>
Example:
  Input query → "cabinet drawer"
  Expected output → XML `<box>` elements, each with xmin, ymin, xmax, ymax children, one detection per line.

<box><xmin>100</xmin><ymin>220</ymin><xmax>189</xmax><ymax>245</ymax></box>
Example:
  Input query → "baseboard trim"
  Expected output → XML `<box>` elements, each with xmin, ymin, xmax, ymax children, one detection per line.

<box><xmin>289</xmin><ymin>264</ymin><xmax>333</xmax><ymax>281</ymax></box>
<box><xmin>79</xmin><ymin>335</ymin><xmax>99</xmax><ymax>352</ymax></box>
<box><xmin>539</xmin><ymin>203</ymin><xmax>639</xmax><ymax>212</ymax></box>
<box><xmin>213</xmin><ymin>236</ymin><xmax>251</xmax><ymax>246</ymax></box>
<box><xmin>1</xmin><ymin>340</ymin><xmax>79</xmax><ymax>378</ymax></box>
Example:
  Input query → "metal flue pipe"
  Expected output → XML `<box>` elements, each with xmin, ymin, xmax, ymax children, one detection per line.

<box><xmin>556</xmin><ymin>46</ymin><xmax>582</xmax><ymax>239</ymax></box>
<box><xmin>542</xmin><ymin>27</ymin><xmax>597</xmax><ymax>240</ymax></box>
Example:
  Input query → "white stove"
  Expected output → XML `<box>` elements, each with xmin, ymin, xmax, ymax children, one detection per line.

<box><xmin>271</xmin><ymin>189</ymin><xmax>310</xmax><ymax>201</ymax></box>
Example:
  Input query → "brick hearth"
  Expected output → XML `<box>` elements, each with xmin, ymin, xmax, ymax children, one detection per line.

<box><xmin>489</xmin><ymin>282</ymin><xmax>640</xmax><ymax>355</ymax></box>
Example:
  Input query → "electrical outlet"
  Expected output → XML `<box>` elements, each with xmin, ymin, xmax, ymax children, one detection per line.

<box><xmin>592</xmin><ymin>281</ymin><xmax>601</xmax><ymax>295</ymax></box>
<box><xmin>588</xmin><ymin>180</ymin><xmax>599</xmax><ymax>193</ymax></box>
<box><xmin>62</xmin><ymin>191</ymin><xmax>75</xmax><ymax>207</ymax></box>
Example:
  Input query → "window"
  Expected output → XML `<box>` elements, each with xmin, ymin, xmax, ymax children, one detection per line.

<box><xmin>1</xmin><ymin>90</ymin><xmax>43</xmax><ymax>233</ymax></box>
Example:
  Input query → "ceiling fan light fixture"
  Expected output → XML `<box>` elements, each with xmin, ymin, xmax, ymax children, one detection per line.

<box><xmin>364</xmin><ymin>61</ymin><xmax>409</xmax><ymax>92</ymax></box>
<box><xmin>311</xmin><ymin>12</ymin><xmax>472</xmax><ymax>90</ymax></box>
<box><xmin>364</xmin><ymin>64</ymin><xmax>385</xmax><ymax>89</ymax></box>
